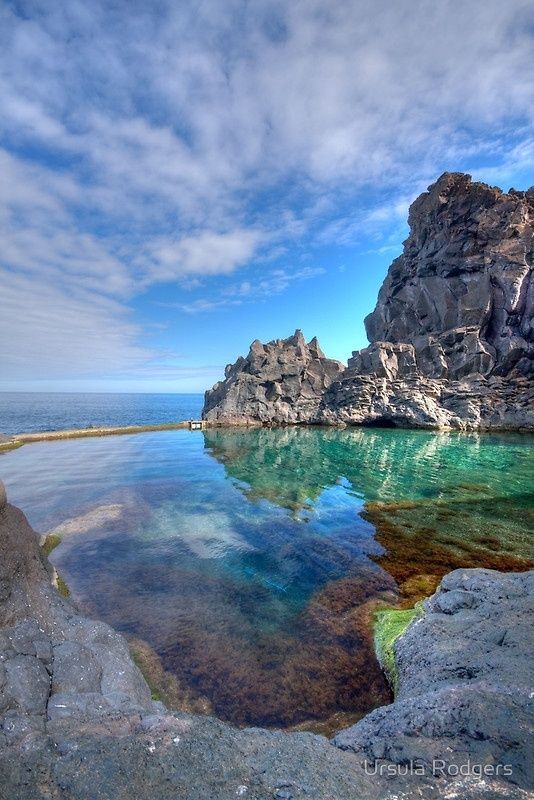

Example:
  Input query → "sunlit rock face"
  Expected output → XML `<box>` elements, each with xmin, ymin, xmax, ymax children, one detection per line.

<box><xmin>363</xmin><ymin>172</ymin><xmax>534</xmax><ymax>380</ymax></box>
<box><xmin>203</xmin><ymin>173</ymin><xmax>533</xmax><ymax>430</ymax></box>
<box><xmin>203</xmin><ymin>329</ymin><xmax>344</xmax><ymax>425</ymax></box>
<box><xmin>323</xmin><ymin>174</ymin><xmax>534</xmax><ymax>429</ymax></box>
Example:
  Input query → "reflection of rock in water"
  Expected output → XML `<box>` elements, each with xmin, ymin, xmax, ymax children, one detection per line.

<box><xmin>203</xmin><ymin>426</ymin><xmax>525</xmax><ymax>509</ymax></box>
<box><xmin>365</xmin><ymin>494</ymin><xmax>534</xmax><ymax>605</ymax></box>
<box><xmin>204</xmin><ymin>427</ymin><xmax>534</xmax><ymax>595</ymax></box>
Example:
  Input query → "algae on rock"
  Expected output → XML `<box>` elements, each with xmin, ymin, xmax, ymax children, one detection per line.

<box><xmin>374</xmin><ymin>603</ymin><xmax>424</xmax><ymax>692</ymax></box>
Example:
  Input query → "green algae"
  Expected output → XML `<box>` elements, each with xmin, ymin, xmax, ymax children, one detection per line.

<box><xmin>41</xmin><ymin>533</ymin><xmax>62</xmax><ymax>557</ymax></box>
<box><xmin>56</xmin><ymin>573</ymin><xmax>70</xmax><ymax>597</ymax></box>
<box><xmin>374</xmin><ymin>602</ymin><xmax>424</xmax><ymax>693</ymax></box>
<box><xmin>0</xmin><ymin>440</ymin><xmax>24</xmax><ymax>454</ymax></box>
<box><xmin>39</xmin><ymin>534</ymin><xmax>69</xmax><ymax>597</ymax></box>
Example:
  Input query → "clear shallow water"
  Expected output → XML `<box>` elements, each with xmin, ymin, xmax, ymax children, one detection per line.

<box><xmin>0</xmin><ymin>392</ymin><xmax>204</xmax><ymax>435</ymax></box>
<box><xmin>1</xmin><ymin>426</ymin><xmax>533</xmax><ymax>730</ymax></box>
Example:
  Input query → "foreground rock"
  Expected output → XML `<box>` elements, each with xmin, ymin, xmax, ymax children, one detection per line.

<box><xmin>0</xmin><ymin>481</ymin><xmax>532</xmax><ymax>798</ymax></box>
<box><xmin>203</xmin><ymin>173</ymin><xmax>533</xmax><ymax>429</ymax></box>
<box><xmin>334</xmin><ymin>568</ymin><xmax>534</xmax><ymax>790</ymax></box>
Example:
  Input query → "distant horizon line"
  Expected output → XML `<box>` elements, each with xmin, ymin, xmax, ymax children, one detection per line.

<box><xmin>0</xmin><ymin>390</ymin><xmax>206</xmax><ymax>395</ymax></box>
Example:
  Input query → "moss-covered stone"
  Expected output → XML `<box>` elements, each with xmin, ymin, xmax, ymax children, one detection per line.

<box><xmin>374</xmin><ymin>602</ymin><xmax>424</xmax><ymax>693</ymax></box>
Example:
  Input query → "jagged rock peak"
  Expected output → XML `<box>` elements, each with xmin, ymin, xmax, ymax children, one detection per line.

<box><xmin>363</xmin><ymin>171</ymin><xmax>533</xmax><ymax>380</ymax></box>
<box><xmin>203</xmin><ymin>330</ymin><xmax>344</xmax><ymax>425</ymax></box>
<box><xmin>202</xmin><ymin>173</ymin><xmax>533</xmax><ymax>430</ymax></box>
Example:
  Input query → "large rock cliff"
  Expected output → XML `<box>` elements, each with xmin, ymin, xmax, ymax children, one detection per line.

<box><xmin>203</xmin><ymin>173</ymin><xmax>533</xmax><ymax>429</ymax></box>
<box><xmin>364</xmin><ymin>172</ymin><xmax>533</xmax><ymax>380</ymax></box>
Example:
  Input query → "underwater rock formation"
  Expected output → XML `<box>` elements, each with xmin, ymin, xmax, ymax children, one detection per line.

<box><xmin>1</xmin><ymin>480</ymin><xmax>533</xmax><ymax>798</ymax></box>
<box><xmin>203</xmin><ymin>173</ymin><xmax>534</xmax><ymax>429</ymax></box>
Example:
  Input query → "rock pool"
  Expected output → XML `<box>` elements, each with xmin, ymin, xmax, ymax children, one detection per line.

<box><xmin>1</xmin><ymin>427</ymin><xmax>533</xmax><ymax>732</ymax></box>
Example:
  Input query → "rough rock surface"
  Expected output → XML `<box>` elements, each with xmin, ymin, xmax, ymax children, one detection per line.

<box><xmin>203</xmin><ymin>173</ymin><xmax>533</xmax><ymax>429</ymax></box>
<box><xmin>203</xmin><ymin>329</ymin><xmax>344</xmax><ymax>425</ymax></box>
<box><xmin>334</xmin><ymin>568</ymin><xmax>534</xmax><ymax>791</ymax></box>
<box><xmin>365</xmin><ymin>173</ymin><xmax>533</xmax><ymax>379</ymax></box>
<box><xmin>0</xmin><ymin>480</ymin><xmax>532</xmax><ymax>798</ymax></box>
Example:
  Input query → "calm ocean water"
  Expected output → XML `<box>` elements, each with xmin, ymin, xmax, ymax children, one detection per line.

<box><xmin>0</xmin><ymin>392</ymin><xmax>204</xmax><ymax>435</ymax></box>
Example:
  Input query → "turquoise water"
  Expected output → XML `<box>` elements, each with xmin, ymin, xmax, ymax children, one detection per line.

<box><xmin>1</xmin><ymin>426</ymin><xmax>533</xmax><ymax>730</ymax></box>
<box><xmin>0</xmin><ymin>392</ymin><xmax>204</xmax><ymax>435</ymax></box>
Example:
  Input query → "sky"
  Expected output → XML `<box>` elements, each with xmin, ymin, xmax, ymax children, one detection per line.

<box><xmin>1</xmin><ymin>0</ymin><xmax>533</xmax><ymax>393</ymax></box>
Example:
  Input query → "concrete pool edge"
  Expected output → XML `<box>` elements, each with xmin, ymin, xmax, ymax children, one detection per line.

<box><xmin>2</xmin><ymin>419</ymin><xmax>534</xmax><ymax>458</ymax></box>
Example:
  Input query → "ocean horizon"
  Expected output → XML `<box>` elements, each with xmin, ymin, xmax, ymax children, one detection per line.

<box><xmin>0</xmin><ymin>392</ymin><xmax>205</xmax><ymax>436</ymax></box>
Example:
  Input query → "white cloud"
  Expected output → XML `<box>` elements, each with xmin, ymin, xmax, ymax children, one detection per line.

<box><xmin>146</xmin><ymin>229</ymin><xmax>265</xmax><ymax>282</ymax></box>
<box><xmin>0</xmin><ymin>268</ymin><xmax>155</xmax><ymax>381</ymax></box>
<box><xmin>0</xmin><ymin>0</ymin><xmax>533</xmax><ymax>383</ymax></box>
<box><xmin>175</xmin><ymin>266</ymin><xmax>325</xmax><ymax>313</ymax></box>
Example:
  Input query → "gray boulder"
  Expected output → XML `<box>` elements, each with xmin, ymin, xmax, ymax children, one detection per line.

<box><xmin>333</xmin><ymin>568</ymin><xmax>534</xmax><ymax>790</ymax></box>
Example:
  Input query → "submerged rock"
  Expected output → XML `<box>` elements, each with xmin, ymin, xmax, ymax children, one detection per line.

<box><xmin>203</xmin><ymin>173</ymin><xmax>534</xmax><ymax>429</ymax></box>
<box><xmin>1</xmin><ymin>479</ymin><xmax>532</xmax><ymax>798</ymax></box>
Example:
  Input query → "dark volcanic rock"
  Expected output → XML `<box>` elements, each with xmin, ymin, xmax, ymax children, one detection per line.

<box><xmin>203</xmin><ymin>173</ymin><xmax>533</xmax><ymax>429</ymax></box>
<box><xmin>323</xmin><ymin>174</ymin><xmax>534</xmax><ymax>429</ymax></box>
<box><xmin>203</xmin><ymin>329</ymin><xmax>344</xmax><ymax>425</ymax></box>
<box><xmin>364</xmin><ymin>173</ymin><xmax>533</xmax><ymax>380</ymax></box>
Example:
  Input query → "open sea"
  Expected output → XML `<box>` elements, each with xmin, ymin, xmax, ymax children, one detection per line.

<box><xmin>0</xmin><ymin>392</ymin><xmax>204</xmax><ymax>435</ymax></box>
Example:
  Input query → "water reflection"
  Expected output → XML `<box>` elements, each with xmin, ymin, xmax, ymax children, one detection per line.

<box><xmin>203</xmin><ymin>426</ymin><xmax>533</xmax><ymax>508</ymax></box>
<box><xmin>204</xmin><ymin>427</ymin><xmax>534</xmax><ymax>602</ymax></box>
<box><xmin>0</xmin><ymin>427</ymin><xmax>532</xmax><ymax>730</ymax></box>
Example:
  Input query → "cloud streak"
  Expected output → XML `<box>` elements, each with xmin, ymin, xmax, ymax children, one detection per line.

<box><xmin>174</xmin><ymin>267</ymin><xmax>326</xmax><ymax>313</ymax></box>
<box><xmin>0</xmin><ymin>0</ymin><xmax>533</xmax><ymax>384</ymax></box>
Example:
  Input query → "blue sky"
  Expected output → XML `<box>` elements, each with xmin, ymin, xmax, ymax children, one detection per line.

<box><xmin>1</xmin><ymin>0</ymin><xmax>533</xmax><ymax>392</ymax></box>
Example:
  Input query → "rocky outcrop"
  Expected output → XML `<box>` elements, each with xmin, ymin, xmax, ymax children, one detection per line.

<box><xmin>322</xmin><ymin>173</ymin><xmax>534</xmax><ymax>429</ymax></box>
<box><xmin>364</xmin><ymin>173</ymin><xmax>533</xmax><ymax>380</ymax></box>
<box><xmin>319</xmin><ymin>372</ymin><xmax>533</xmax><ymax>429</ymax></box>
<box><xmin>203</xmin><ymin>329</ymin><xmax>344</xmax><ymax>425</ymax></box>
<box><xmin>334</xmin><ymin>568</ymin><xmax>534</xmax><ymax>790</ymax></box>
<box><xmin>203</xmin><ymin>173</ymin><xmax>533</xmax><ymax>429</ymax></box>
<box><xmin>1</xmin><ymin>480</ymin><xmax>533</xmax><ymax>798</ymax></box>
